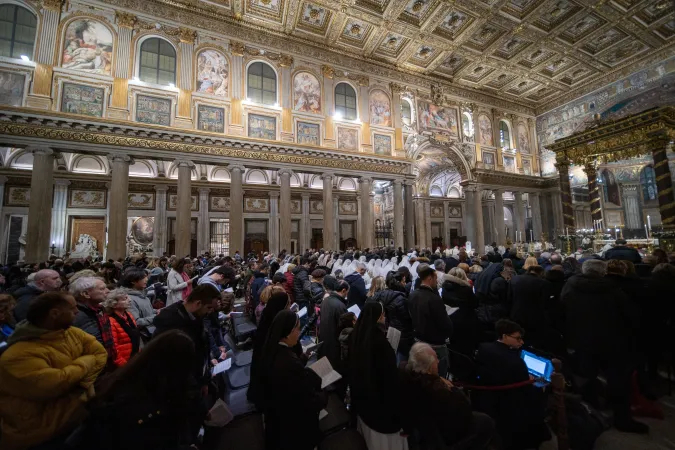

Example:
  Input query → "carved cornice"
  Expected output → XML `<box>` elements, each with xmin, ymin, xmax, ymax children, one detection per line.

<box><xmin>0</xmin><ymin>112</ymin><xmax>409</xmax><ymax>175</ymax></box>
<box><xmin>472</xmin><ymin>170</ymin><xmax>558</xmax><ymax>190</ymax></box>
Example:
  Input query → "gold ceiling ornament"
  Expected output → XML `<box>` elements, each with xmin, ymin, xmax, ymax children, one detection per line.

<box><xmin>278</xmin><ymin>54</ymin><xmax>293</xmax><ymax>67</ymax></box>
<box><xmin>229</xmin><ymin>41</ymin><xmax>245</xmax><ymax>56</ymax></box>
<box><xmin>115</xmin><ymin>11</ymin><xmax>138</xmax><ymax>28</ymax></box>
<box><xmin>309</xmin><ymin>8</ymin><xmax>320</xmax><ymax>19</ymax></box>
<box><xmin>350</xmin><ymin>23</ymin><xmax>361</xmax><ymax>35</ymax></box>
<box><xmin>42</xmin><ymin>0</ymin><xmax>64</xmax><ymax>11</ymax></box>
<box><xmin>389</xmin><ymin>82</ymin><xmax>407</xmax><ymax>94</ymax></box>
<box><xmin>412</xmin><ymin>1</ymin><xmax>424</xmax><ymax>13</ymax></box>
<box><xmin>386</xmin><ymin>36</ymin><xmax>398</xmax><ymax>48</ymax></box>
<box><xmin>430</xmin><ymin>83</ymin><xmax>444</xmax><ymax>104</ymax></box>
<box><xmin>179</xmin><ymin>27</ymin><xmax>198</xmax><ymax>44</ymax></box>
<box><xmin>321</xmin><ymin>65</ymin><xmax>335</xmax><ymax>79</ymax></box>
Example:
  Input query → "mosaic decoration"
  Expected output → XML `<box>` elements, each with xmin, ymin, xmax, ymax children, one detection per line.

<box><xmin>248</xmin><ymin>114</ymin><xmax>276</xmax><ymax>140</ymax></box>
<box><xmin>301</xmin><ymin>3</ymin><xmax>329</xmax><ymax>28</ymax></box>
<box><xmin>337</xmin><ymin>127</ymin><xmax>358</xmax><ymax>151</ymax></box>
<box><xmin>483</xmin><ymin>151</ymin><xmax>495</xmax><ymax>169</ymax></box>
<box><xmin>293</xmin><ymin>72</ymin><xmax>321</xmax><ymax>113</ymax></box>
<box><xmin>128</xmin><ymin>192</ymin><xmax>155</xmax><ymax>209</ymax></box>
<box><xmin>68</xmin><ymin>189</ymin><xmax>106</xmax><ymax>208</ymax></box>
<box><xmin>503</xmin><ymin>155</ymin><xmax>516</xmax><ymax>173</ymax></box>
<box><xmin>0</xmin><ymin>71</ymin><xmax>25</xmax><ymax>107</ymax></box>
<box><xmin>168</xmin><ymin>194</ymin><xmax>198</xmax><ymax>211</ymax></box>
<box><xmin>297</xmin><ymin>121</ymin><xmax>320</xmax><ymax>146</ymax></box>
<box><xmin>522</xmin><ymin>158</ymin><xmax>531</xmax><ymax>175</ymax></box>
<box><xmin>244</xmin><ymin>197</ymin><xmax>269</xmax><ymax>212</ymax></box>
<box><xmin>373</xmin><ymin>134</ymin><xmax>392</xmax><ymax>155</ymax></box>
<box><xmin>369</xmin><ymin>89</ymin><xmax>391</xmax><ymax>127</ymax></box>
<box><xmin>6</xmin><ymin>186</ymin><xmax>30</xmax><ymax>206</ymax></box>
<box><xmin>60</xmin><ymin>83</ymin><xmax>104</xmax><ymax>117</ymax></box>
<box><xmin>210</xmin><ymin>196</ymin><xmax>230</xmax><ymax>212</ymax></box>
<box><xmin>61</xmin><ymin>20</ymin><xmax>113</xmax><ymax>75</ymax></box>
<box><xmin>136</xmin><ymin>95</ymin><xmax>172</xmax><ymax>126</ymax></box>
<box><xmin>417</xmin><ymin>100</ymin><xmax>458</xmax><ymax>135</ymax></box>
<box><xmin>197</xmin><ymin>105</ymin><xmax>225</xmax><ymax>133</ymax></box>
<box><xmin>196</xmin><ymin>50</ymin><xmax>229</xmax><ymax>97</ymax></box>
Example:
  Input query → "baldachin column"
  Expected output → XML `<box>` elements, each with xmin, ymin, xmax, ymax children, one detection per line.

<box><xmin>175</xmin><ymin>160</ymin><xmax>194</xmax><ymax>257</ymax></box>
<box><xmin>583</xmin><ymin>163</ymin><xmax>603</xmax><ymax>227</ymax></box>
<box><xmin>25</xmin><ymin>148</ymin><xmax>56</xmax><ymax>262</ymax></box>
<box><xmin>415</xmin><ymin>197</ymin><xmax>426</xmax><ymax>249</ymax></box>
<box><xmin>197</xmin><ymin>188</ymin><xmax>210</xmax><ymax>255</ymax></box>
<box><xmin>404</xmin><ymin>180</ymin><xmax>415</xmax><ymax>251</ymax></box>
<box><xmin>463</xmin><ymin>188</ymin><xmax>475</xmax><ymax>244</ymax></box>
<box><xmin>107</xmin><ymin>154</ymin><xmax>132</xmax><ymax>261</ymax></box>
<box><xmin>555</xmin><ymin>160</ymin><xmax>575</xmax><ymax>232</ymax></box>
<box><xmin>228</xmin><ymin>165</ymin><xmax>245</xmax><ymax>256</ymax></box>
<box><xmin>50</xmin><ymin>179</ymin><xmax>70</xmax><ymax>256</ymax></box>
<box><xmin>359</xmin><ymin>177</ymin><xmax>372</xmax><ymax>249</ymax></box>
<box><xmin>424</xmin><ymin>199</ymin><xmax>432</xmax><ymax>249</ymax></box>
<box><xmin>279</xmin><ymin>169</ymin><xmax>293</xmax><ymax>253</ymax></box>
<box><xmin>322</xmin><ymin>173</ymin><xmax>334</xmax><ymax>250</ymax></box>
<box><xmin>153</xmin><ymin>185</ymin><xmax>168</xmax><ymax>256</ymax></box>
<box><xmin>651</xmin><ymin>138</ymin><xmax>675</xmax><ymax>230</ymax></box>
<box><xmin>393</xmin><ymin>180</ymin><xmax>404</xmax><ymax>249</ymax></box>
<box><xmin>530</xmin><ymin>192</ymin><xmax>543</xmax><ymax>241</ymax></box>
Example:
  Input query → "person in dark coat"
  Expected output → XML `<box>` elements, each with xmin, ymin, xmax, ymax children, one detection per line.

<box><xmin>345</xmin><ymin>262</ymin><xmax>367</xmax><ymax>308</ymax></box>
<box><xmin>442</xmin><ymin>268</ymin><xmax>480</xmax><ymax>360</ymax></box>
<box><xmin>349</xmin><ymin>302</ymin><xmax>402</xmax><ymax>435</ymax></box>
<box><xmin>561</xmin><ymin>259</ymin><xmax>647</xmax><ymax>434</ymax></box>
<box><xmin>250</xmin><ymin>264</ymin><xmax>270</xmax><ymax>319</ymax></box>
<box><xmin>474</xmin><ymin>320</ymin><xmax>550</xmax><ymax>450</ymax></box>
<box><xmin>309</xmin><ymin>269</ymin><xmax>326</xmax><ymax>306</ymax></box>
<box><xmin>603</xmin><ymin>239</ymin><xmax>642</xmax><ymax>264</ymax></box>
<box><xmin>12</xmin><ymin>269</ymin><xmax>63</xmax><ymax>323</ymax></box>
<box><xmin>71</xmin><ymin>330</ymin><xmax>200</xmax><ymax>450</ymax></box>
<box><xmin>318</xmin><ymin>280</ymin><xmax>348</xmax><ymax>370</ymax></box>
<box><xmin>259</xmin><ymin>310</ymin><xmax>327</xmax><ymax>450</ymax></box>
<box><xmin>370</xmin><ymin>271</ymin><xmax>414</xmax><ymax>363</ymax></box>
<box><xmin>544</xmin><ymin>266</ymin><xmax>566</xmax><ymax>333</ymax></box>
<box><xmin>292</xmin><ymin>259</ymin><xmax>312</xmax><ymax>322</ymax></box>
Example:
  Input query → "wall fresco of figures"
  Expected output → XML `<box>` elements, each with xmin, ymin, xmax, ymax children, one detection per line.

<box><xmin>198</xmin><ymin>105</ymin><xmax>225</xmax><ymax>133</ymax></box>
<box><xmin>248</xmin><ymin>114</ymin><xmax>276</xmax><ymax>140</ymax></box>
<box><xmin>522</xmin><ymin>158</ymin><xmax>531</xmax><ymax>175</ymax></box>
<box><xmin>369</xmin><ymin>89</ymin><xmax>391</xmax><ymax>127</ymax></box>
<box><xmin>483</xmin><ymin>152</ymin><xmax>495</xmax><ymax>169</ymax></box>
<box><xmin>0</xmin><ymin>71</ymin><xmax>25</xmax><ymax>107</ymax></box>
<box><xmin>296</xmin><ymin>121</ymin><xmax>320</xmax><ymax>146</ymax></box>
<box><xmin>293</xmin><ymin>72</ymin><xmax>321</xmax><ymax>114</ymax></box>
<box><xmin>517</xmin><ymin>123</ymin><xmax>530</xmax><ymax>153</ymax></box>
<box><xmin>503</xmin><ymin>156</ymin><xmax>516</xmax><ymax>173</ymax></box>
<box><xmin>136</xmin><ymin>95</ymin><xmax>172</xmax><ymax>126</ymax></box>
<box><xmin>337</xmin><ymin>127</ymin><xmax>358</xmax><ymax>150</ymax></box>
<box><xmin>417</xmin><ymin>100</ymin><xmax>458</xmax><ymax>135</ymax></box>
<box><xmin>62</xmin><ymin>20</ymin><xmax>113</xmax><ymax>75</ymax></box>
<box><xmin>373</xmin><ymin>134</ymin><xmax>391</xmax><ymax>155</ymax></box>
<box><xmin>478</xmin><ymin>114</ymin><xmax>493</xmax><ymax>147</ymax></box>
<box><xmin>60</xmin><ymin>83</ymin><xmax>104</xmax><ymax>117</ymax></box>
<box><xmin>196</xmin><ymin>50</ymin><xmax>228</xmax><ymax>97</ymax></box>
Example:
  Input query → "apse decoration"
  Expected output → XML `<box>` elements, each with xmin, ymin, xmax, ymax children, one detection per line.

<box><xmin>62</xmin><ymin>20</ymin><xmax>113</xmax><ymax>75</ymax></box>
<box><xmin>478</xmin><ymin>114</ymin><xmax>493</xmax><ymax>146</ymax></box>
<box><xmin>196</xmin><ymin>50</ymin><xmax>229</xmax><ymax>97</ymax></box>
<box><xmin>293</xmin><ymin>72</ymin><xmax>321</xmax><ymax>114</ymax></box>
<box><xmin>417</xmin><ymin>100</ymin><xmax>458</xmax><ymax>135</ymax></box>
<box><xmin>369</xmin><ymin>90</ymin><xmax>392</xmax><ymax>127</ymax></box>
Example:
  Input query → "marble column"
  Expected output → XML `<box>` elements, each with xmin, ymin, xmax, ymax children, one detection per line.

<box><xmin>404</xmin><ymin>181</ymin><xmax>415</xmax><ymax>251</ymax></box>
<box><xmin>359</xmin><ymin>177</ymin><xmax>372</xmax><ymax>249</ymax></box>
<box><xmin>229</xmin><ymin>165</ymin><xmax>245</xmax><ymax>255</ymax></box>
<box><xmin>197</xmin><ymin>188</ymin><xmax>210</xmax><ymax>255</ymax></box>
<box><xmin>50</xmin><ymin>179</ymin><xmax>70</xmax><ymax>256</ymax></box>
<box><xmin>153</xmin><ymin>185</ymin><xmax>168</xmax><ymax>256</ymax></box>
<box><xmin>463</xmin><ymin>188</ymin><xmax>475</xmax><ymax>244</ymax></box>
<box><xmin>415</xmin><ymin>198</ymin><xmax>426</xmax><ymax>249</ymax></box>
<box><xmin>322</xmin><ymin>173</ymin><xmax>334</xmax><ymax>250</ymax></box>
<box><xmin>622</xmin><ymin>184</ymin><xmax>641</xmax><ymax>230</ymax></box>
<box><xmin>473</xmin><ymin>186</ymin><xmax>485</xmax><ymax>252</ymax></box>
<box><xmin>424</xmin><ymin>200</ymin><xmax>432</xmax><ymax>250</ymax></box>
<box><xmin>486</xmin><ymin>200</ymin><xmax>495</xmax><ymax>246</ymax></box>
<box><xmin>494</xmin><ymin>189</ymin><xmax>505</xmax><ymax>245</ymax></box>
<box><xmin>279</xmin><ymin>169</ymin><xmax>293</xmax><ymax>253</ymax></box>
<box><xmin>175</xmin><ymin>160</ymin><xmax>194</xmax><ymax>257</ymax></box>
<box><xmin>333</xmin><ymin>194</ymin><xmax>340</xmax><ymax>249</ymax></box>
<box><xmin>0</xmin><ymin>176</ymin><xmax>6</xmax><ymax>263</ymax></box>
<box><xmin>107</xmin><ymin>154</ymin><xmax>132</xmax><ymax>261</ymax></box>
<box><xmin>530</xmin><ymin>192</ymin><xmax>543</xmax><ymax>241</ymax></box>
<box><xmin>393</xmin><ymin>180</ymin><xmax>404</xmax><ymax>249</ymax></box>
<box><xmin>583</xmin><ymin>163</ymin><xmax>603</xmax><ymax>226</ymax></box>
<box><xmin>443</xmin><ymin>202</ymin><xmax>451</xmax><ymax>247</ymax></box>
<box><xmin>25</xmin><ymin>148</ymin><xmax>56</xmax><ymax>262</ymax></box>
<box><xmin>550</xmin><ymin>189</ymin><xmax>563</xmax><ymax>238</ymax></box>
<box><xmin>651</xmin><ymin>138</ymin><xmax>675</xmax><ymax>230</ymax></box>
<box><xmin>513</xmin><ymin>192</ymin><xmax>530</xmax><ymax>242</ymax></box>
<box><xmin>268</xmin><ymin>191</ymin><xmax>280</xmax><ymax>255</ymax></box>
<box><xmin>555</xmin><ymin>161</ymin><xmax>575</xmax><ymax>232</ymax></box>
<box><xmin>301</xmin><ymin>193</ymin><xmax>311</xmax><ymax>253</ymax></box>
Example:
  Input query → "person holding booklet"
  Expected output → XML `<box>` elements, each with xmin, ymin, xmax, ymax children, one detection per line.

<box><xmin>259</xmin><ymin>310</ymin><xmax>327</xmax><ymax>450</ymax></box>
<box><xmin>318</xmin><ymin>279</ymin><xmax>349</xmax><ymax>370</ymax></box>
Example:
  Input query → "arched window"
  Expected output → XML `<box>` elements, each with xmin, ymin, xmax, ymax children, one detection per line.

<box><xmin>334</xmin><ymin>82</ymin><xmax>357</xmax><ymax>120</ymax></box>
<box><xmin>139</xmin><ymin>38</ymin><xmax>176</xmax><ymax>85</ymax></box>
<box><xmin>0</xmin><ymin>5</ymin><xmax>37</xmax><ymax>59</ymax></box>
<box><xmin>401</xmin><ymin>99</ymin><xmax>412</xmax><ymax>125</ymax></box>
<box><xmin>462</xmin><ymin>112</ymin><xmax>473</xmax><ymax>137</ymax></box>
<box><xmin>247</xmin><ymin>61</ymin><xmax>277</xmax><ymax>105</ymax></box>
<box><xmin>499</xmin><ymin>120</ymin><xmax>511</xmax><ymax>149</ymax></box>
<box><xmin>640</xmin><ymin>165</ymin><xmax>657</xmax><ymax>202</ymax></box>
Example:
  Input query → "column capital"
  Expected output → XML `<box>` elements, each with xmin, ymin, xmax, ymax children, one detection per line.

<box><xmin>228</xmin><ymin>164</ymin><xmax>246</xmax><ymax>173</ymax></box>
<box><xmin>107</xmin><ymin>154</ymin><xmax>133</xmax><ymax>164</ymax></box>
<box><xmin>199</xmin><ymin>187</ymin><xmax>211</xmax><ymax>195</ymax></box>
<box><xmin>54</xmin><ymin>179</ymin><xmax>71</xmax><ymax>186</ymax></box>
<box><xmin>0</xmin><ymin>175</ymin><xmax>7</xmax><ymax>185</ymax></box>
<box><xmin>175</xmin><ymin>159</ymin><xmax>195</xmax><ymax>168</ymax></box>
<box><xmin>178</xmin><ymin>27</ymin><xmax>197</xmax><ymax>44</ymax></box>
<box><xmin>42</xmin><ymin>0</ymin><xmax>64</xmax><ymax>11</ymax></box>
<box><xmin>154</xmin><ymin>184</ymin><xmax>169</xmax><ymax>192</ymax></box>
<box><xmin>359</xmin><ymin>176</ymin><xmax>372</xmax><ymax>184</ymax></box>
<box><xmin>268</xmin><ymin>191</ymin><xmax>280</xmax><ymax>198</ymax></box>
<box><xmin>26</xmin><ymin>146</ymin><xmax>55</xmax><ymax>156</ymax></box>
<box><xmin>393</xmin><ymin>178</ymin><xmax>404</xmax><ymax>186</ymax></box>
<box><xmin>301</xmin><ymin>193</ymin><xmax>311</xmax><ymax>200</ymax></box>
<box><xmin>115</xmin><ymin>11</ymin><xmax>137</xmax><ymax>28</ymax></box>
<box><xmin>404</xmin><ymin>179</ymin><xmax>416</xmax><ymax>187</ymax></box>
<box><xmin>229</xmin><ymin>41</ymin><xmax>245</xmax><ymax>57</ymax></box>
<box><xmin>321</xmin><ymin>172</ymin><xmax>335</xmax><ymax>180</ymax></box>
<box><xmin>278</xmin><ymin>168</ymin><xmax>294</xmax><ymax>178</ymax></box>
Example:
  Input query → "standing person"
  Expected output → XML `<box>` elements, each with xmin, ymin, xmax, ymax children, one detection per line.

<box><xmin>0</xmin><ymin>292</ymin><xmax>107</xmax><ymax>449</ymax></box>
<box><xmin>0</xmin><ymin>294</ymin><xmax>17</xmax><ymax>344</ymax></box>
<box><xmin>371</xmin><ymin>271</ymin><xmax>414</xmax><ymax>363</ymax></box>
<box><xmin>349</xmin><ymin>302</ymin><xmax>405</xmax><ymax>447</ymax></box>
<box><xmin>409</xmin><ymin>264</ymin><xmax>454</xmax><ymax>377</ymax></box>
<box><xmin>102</xmin><ymin>289</ymin><xmax>140</xmax><ymax>367</ymax></box>
<box><xmin>259</xmin><ymin>310</ymin><xmax>327</xmax><ymax>450</ymax></box>
<box><xmin>292</xmin><ymin>258</ymin><xmax>312</xmax><ymax>321</ymax></box>
<box><xmin>71</xmin><ymin>331</ymin><xmax>198</xmax><ymax>450</ymax></box>
<box><xmin>69</xmin><ymin>277</ymin><xmax>110</xmax><ymax>344</ymax></box>
<box><xmin>366</xmin><ymin>276</ymin><xmax>386</xmax><ymax>302</ymax></box>
<box><xmin>309</xmin><ymin>269</ymin><xmax>327</xmax><ymax>307</ymax></box>
<box><xmin>283</xmin><ymin>264</ymin><xmax>296</xmax><ymax>304</ymax></box>
<box><xmin>197</xmin><ymin>265</ymin><xmax>236</xmax><ymax>293</ymax></box>
<box><xmin>251</xmin><ymin>263</ymin><xmax>271</xmax><ymax>318</ymax></box>
<box><xmin>345</xmin><ymin>262</ymin><xmax>368</xmax><ymax>309</ymax></box>
<box><xmin>318</xmin><ymin>279</ymin><xmax>349</xmax><ymax>370</ymax></box>
<box><xmin>12</xmin><ymin>269</ymin><xmax>63</xmax><ymax>322</ymax></box>
<box><xmin>166</xmin><ymin>258</ymin><xmax>195</xmax><ymax>306</ymax></box>
<box><xmin>121</xmin><ymin>269</ymin><xmax>156</xmax><ymax>340</ymax></box>
<box><xmin>604</xmin><ymin>239</ymin><xmax>642</xmax><ymax>264</ymax></box>
<box><xmin>442</xmin><ymin>267</ymin><xmax>479</xmax><ymax>360</ymax></box>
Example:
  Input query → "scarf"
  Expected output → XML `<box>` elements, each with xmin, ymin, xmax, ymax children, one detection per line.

<box><xmin>84</xmin><ymin>304</ymin><xmax>116</xmax><ymax>363</ymax></box>
<box><xmin>181</xmin><ymin>272</ymin><xmax>193</xmax><ymax>301</ymax></box>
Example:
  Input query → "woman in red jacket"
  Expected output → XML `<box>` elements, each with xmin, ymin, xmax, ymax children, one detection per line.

<box><xmin>103</xmin><ymin>288</ymin><xmax>141</xmax><ymax>367</ymax></box>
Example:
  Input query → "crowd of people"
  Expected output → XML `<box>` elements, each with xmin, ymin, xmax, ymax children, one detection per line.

<box><xmin>0</xmin><ymin>238</ymin><xmax>672</xmax><ymax>450</ymax></box>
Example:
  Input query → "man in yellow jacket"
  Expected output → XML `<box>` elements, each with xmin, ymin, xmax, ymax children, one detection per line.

<box><xmin>0</xmin><ymin>292</ymin><xmax>107</xmax><ymax>450</ymax></box>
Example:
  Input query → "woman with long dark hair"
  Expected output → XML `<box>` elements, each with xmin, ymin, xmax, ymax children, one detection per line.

<box><xmin>259</xmin><ymin>310</ymin><xmax>326</xmax><ymax>450</ymax></box>
<box><xmin>70</xmin><ymin>330</ymin><xmax>198</xmax><ymax>450</ymax></box>
<box><xmin>349</xmin><ymin>302</ymin><xmax>406</xmax><ymax>449</ymax></box>
<box><xmin>166</xmin><ymin>258</ymin><xmax>194</xmax><ymax>306</ymax></box>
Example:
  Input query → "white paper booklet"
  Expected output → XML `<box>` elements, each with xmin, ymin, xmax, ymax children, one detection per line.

<box><xmin>347</xmin><ymin>304</ymin><xmax>361</xmax><ymax>318</ymax></box>
<box><xmin>445</xmin><ymin>305</ymin><xmax>459</xmax><ymax>316</ymax></box>
<box><xmin>211</xmin><ymin>358</ymin><xmax>232</xmax><ymax>376</ymax></box>
<box><xmin>310</xmin><ymin>356</ymin><xmax>343</xmax><ymax>389</ymax></box>
<box><xmin>319</xmin><ymin>409</ymin><xmax>328</xmax><ymax>420</ymax></box>
<box><xmin>386</xmin><ymin>327</ymin><xmax>401</xmax><ymax>351</ymax></box>
<box><xmin>297</xmin><ymin>306</ymin><xmax>308</xmax><ymax>318</ymax></box>
<box><xmin>205</xmin><ymin>399</ymin><xmax>234</xmax><ymax>427</ymax></box>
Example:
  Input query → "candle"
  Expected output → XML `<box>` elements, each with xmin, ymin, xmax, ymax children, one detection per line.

<box><xmin>647</xmin><ymin>215</ymin><xmax>651</xmax><ymax>231</ymax></box>
<box><xmin>645</xmin><ymin>224</ymin><xmax>649</xmax><ymax>239</ymax></box>
<box><xmin>565</xmin><ymin>227</ymin><xmax>568</xmax><ymax>238</ymax></box>
<box><xmin>530</xmin><ymin>229</ymin><xmax>534</xmax><ymax>242</ymax></box>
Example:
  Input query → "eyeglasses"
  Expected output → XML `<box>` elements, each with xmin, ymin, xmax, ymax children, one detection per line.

<box><xmin>506</xmin><ymin>334</ymin><xmax>524</xmax><ymax>342</ymax></box>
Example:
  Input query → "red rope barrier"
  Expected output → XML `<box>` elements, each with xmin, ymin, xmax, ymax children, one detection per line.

<box><xmin>452</xmin><ymin>378</ymin><xmax>536</xmax><ymax>391</ymax></box>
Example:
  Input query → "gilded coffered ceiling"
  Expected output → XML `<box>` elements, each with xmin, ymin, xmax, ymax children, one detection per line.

<box><xmin>109</xmin><ymin>0</ymin><xmax>674</xmax><ymax>113</ymax></box>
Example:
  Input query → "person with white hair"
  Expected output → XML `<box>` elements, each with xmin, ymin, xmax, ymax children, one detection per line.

<box><xmin>345</xmin><ymin>261</ymin><xmax>368</xmax><ymax>309</ymax></box>
<box><xmin>399</xmin><ymin>342</ymin><xmax>496</xmax><ymax>449</ymax></box>
<box><xmin>433</xmin><ymin>259</ymin><xmax>446</xmax><ymax>290</ymax></box>
<box><xmin>70</xmin><ymin>276</ymin><xmax>111</xmax><ymax>346</ymax></box>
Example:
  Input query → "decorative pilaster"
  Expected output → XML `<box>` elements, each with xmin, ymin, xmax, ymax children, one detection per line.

<box><xmin>555</xmin><ymin>160</ymin><xmax>575</xmax><ymax>232</ymax></box>
<box><xmin>26</xmin><ymin>0</ymin><xmax>62</xmax><ymax>109</ymax></box>
<box><xmin>0</xmin><ymin>176</ymin><xmax>7</xmax><ymax>262</ymax></box>
<box><xmin>393</xmin><ymin>180</ymin><xmax>404</xmax><ymax>249</ymax></box>
<box><xmin>280</xmin><ymin>58</ymin><xmax>294</xmax><ymax>142</ymax></box>
<box><xmin>279</xmin><ymin>169</ymin><xmax>293</xmax><ymax>253</ymax></box>
<box><xmin>530</xmin><ymin>192</ymin><xmax>543</xmax><ymax>241</ymax></box>
<box><xmin>269</xmin><ymin>191</ymin><xmax>280</xmax><ymax>255</ymax></box>
<box><xmin>404</xmin><ymin>180</ymin><xmax>415</xmax><ymax>251</ymax></box>
<box><xmin>528</xmin><ymin>118</ymin><xmax>539</xmax><ymax>175</ymax></box>
<box><xmin>333</xmin><ymin>193</ymin><xmax>340</xmax><ymax>250</ymax></box>
<box><xmin>109</xmin><ymin>12</ymin><xmax>136</xmax><ymax>118</ymax></box>
<box><xmin>322</xmin><ymin>65</ymin><xmax>335</xmax><ymax>147</ymax></box>
<box><xmin>390</xmin><ymin>83</ymin><xmax>404</xmax><ymax>156</ymax></box>
<box><xmin>107</xmin><ymin>154</ymin><xmax>132</xmax><ymax>261</ymax></box>
<box><xmin>444</xmin><ymin>202</ymin><xmax>451</xmax><ymax>247</ymax></box>
<box><xmin>229</xmin><ymin>41</ymin><xmax>245</xmax><ymax>135</ymax></box>
<box><xmin>424</xmin><ymin>199</ymin><xmax>432</xmax><ymax>250</ymax></box>
<box><xmin>228</xmin><ymin>165</ymin><xmax>245</xmax><ymax>255</ymax></box>
<box><xmin>175</xmin><ymin>28</ymin><xmax>197</xmax><ymax>128</ymax></box>
<box><xmin>651</xmin><ymin>138</ymin><xmax>675</xmax><ymax>230</ymax></box>
<box><xmin>359</xmin><ymin>177</ymin><xmax>372</xmax><ymax>249</ymax></box>
<box><xmin>583</xmin><ymin>163</ymin><xmax>603</xmax><ymax>225</ymax></box>
<box><xmin>494</xmin><ymin>189</ymin><xmax>505</xmax><ymax>245</ymax></box>
<box><xmin>25</xmin><ymin>148</ymin><xmax>56</xmax><ymax>262</ymax></box>
<box><xmin>153</xmin><ymin>185</ymin><xmax>169</xmax><ymax>256</ymax></box>
<box><xmin>50</xmin><ymin>179</ymin><xmax>70</xmax><ymax>256</ymax></box>
<box><xmin>175</xmin><ymin>160</ymin><xmax>194</xmax><ymax>257</ymax></box>
<box><xmin>463</xmin><ymin>187</ymin><xmax>475</xmax><ymax>244</ymax></box>
<box><xmin>322</xmin><ymin>173</ymin><xmax>334</xmax><ymax>250</ymax></box>
<box><xmin>360</xmin><ymin>84</ymin><xmax>371</xmax><ymax>152</ymax></box>
<box><xmin>198</xmin><ymin>188</ymin><xmax>210</xmax><ymax>254</ymax></box>
<box><xmin>301</xmin><ymin>193</ymin><xmax>311</xmax><ymax>253</ymax></box>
